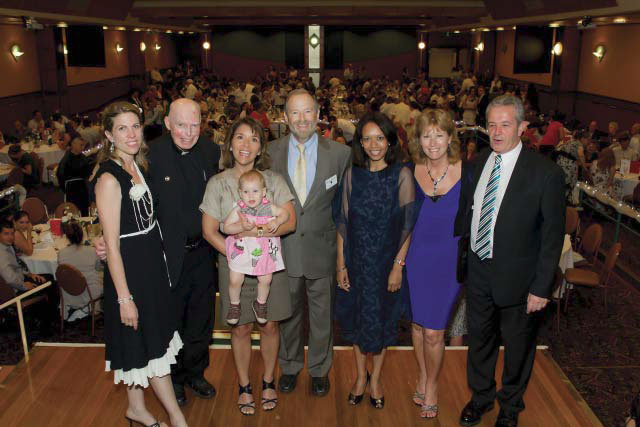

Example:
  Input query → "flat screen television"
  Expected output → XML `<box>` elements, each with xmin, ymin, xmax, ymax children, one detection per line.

<box><xmin>513</xmin><ymin>26</ymin><xmax>552</xmax><ymax>74</ymax></box>
<box><xmin>66</xmin><ymin>25</ymin><xmax>106</xmax><ymax>67</ymax></box>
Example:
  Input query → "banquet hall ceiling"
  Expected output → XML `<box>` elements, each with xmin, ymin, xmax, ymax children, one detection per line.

<box><xmin>0</xmin><ymin>0</ymin><xmax>633</xmax><ymax>30</ymax></box>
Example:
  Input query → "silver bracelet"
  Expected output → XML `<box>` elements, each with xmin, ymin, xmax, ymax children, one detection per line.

<box><xmin>117</xmin><ymin>295</ymin><xmax>133</xmax><ymax>304</ymax></box>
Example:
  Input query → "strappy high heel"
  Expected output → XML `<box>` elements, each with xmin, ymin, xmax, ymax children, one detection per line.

<box><xmin>261</xmin><ymin>379</ymin><xmax>278</xmax><ymax>411</ymax></box>
<box><xmin>237</xmin><ymin>383</ymin><xmax>256</xmax><ymax>416</ymax></box>
<box><xmin>348</xmin><ymin>371</ymin><xmax>370</xmax><ymax>405</ymax></box>
<box><xmin>125</xmin><ymin>416</ymin><xmax>160</xmax><ymax>427</ymax></box>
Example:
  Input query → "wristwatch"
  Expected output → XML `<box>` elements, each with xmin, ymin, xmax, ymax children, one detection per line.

<box><xmin>257</xmin><ymin>226</ymin><xmax>264</xmax><ymax>238</ymax></box>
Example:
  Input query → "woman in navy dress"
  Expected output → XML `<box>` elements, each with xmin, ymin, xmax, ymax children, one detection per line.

<box><xmin>405</xmin><ymin>109</ymin><xmax>469</xmax><ymax>420</ymax></box>
<box><xmin>334</xmin><ymin>112</ymin><xmax>416</xmax><ymax>409</ymax></box>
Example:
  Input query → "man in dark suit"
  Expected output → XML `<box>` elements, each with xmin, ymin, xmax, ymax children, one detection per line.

<box><xmin>267</xmin><ymin>89</ymin><xmax>351</xmax><ymax>396</ymax></box>
<box><xmin>150</xmin><ymin>98</ymin><xmax>220</xmax><ymax>406</ymax></box>
<box><xmin>456</xmin><ymin>95</ymin><xmax>565</xmax><ymax>426</ymax></box>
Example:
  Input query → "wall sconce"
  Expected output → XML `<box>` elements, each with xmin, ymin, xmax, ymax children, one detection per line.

<box><xmin>551</xmin><ymin>42</ymin><xmax>563</xmax><ymax>56</ymax></box>
<box><xmin>140</xmin><ymin>42</ymin><xmax>146</xmax><ymax>52</ymax></box>
<box><xmin>154</xmin><ymin>43</ymin><xmax>161</xmax><ymax>51</ymax></box>
<box><xmin>474</xmin><ymin>42</ymin><xmax>484</xmax><ymax>52</ymax></box>
<box><xmin>592</xmin><ymin>44</ymin><xmax>606</xmax><ymax>62</ymax></box>
<box><xmin>309</xmin><ymin>34</ymin><xmax>319</xmax><ymax>48</ymax></box>
<box><xmin>10</xmin><ymin>44</ymin><xmax>24</xmax><ymax>61</ymax></box>
<box><xmin>63</xmin><ymin>45</ymin><xmax>68</xmax><ymax>55</ymax></box>
<box><xmin>418</xmin><ymin>41</ymin><xmax>426</xmax><ymax>50</ymax></box>
<box><xmin>202</xmin><ymin>41</ymin><xmax>211</xmax><ymax>50</ymax></box>
<box><xmin>115</xmin><ymin>43</ymin><xmax>124</xmax><ymax>53</ymax></box>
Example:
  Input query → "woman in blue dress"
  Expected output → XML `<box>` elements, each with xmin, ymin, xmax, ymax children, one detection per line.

<box><xmin>405</xmin><ymin>109</ymin><xmax>470</xmax><ymax>420</ymax></box>
<box><xmin>334</xmin><ymin>112</ymin><xmax>416</xmax><ymax>409</ymax></box>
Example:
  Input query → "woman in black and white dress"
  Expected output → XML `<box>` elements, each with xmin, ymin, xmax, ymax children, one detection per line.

<box><xmin>94</xmin><ymin>101</ymin><xmax>187</xmax><ymax>427</ymax></box>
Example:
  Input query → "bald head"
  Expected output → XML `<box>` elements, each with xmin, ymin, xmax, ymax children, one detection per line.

<box><xmin>164</xmin><ymin>98</ymin><xmax>201</xmax><ymax>150</ymax></box>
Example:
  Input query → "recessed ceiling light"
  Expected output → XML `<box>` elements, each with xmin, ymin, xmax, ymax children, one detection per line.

<box><xmin>178</xmin><ymin>31</ymin><xmax>184</xmax><ymax>34</ymax></box>
<box><xmin>117</xmin><ymin>26</ymin><xmax>126</xmax><ymax>31</ymax></box>
<box><xmin>166</xmin><ymin>30</ymin><xmax>173</xmax><ymax>33</ymax></box>
<box><xmin>102</xmin><ymin>26</ymin><xmax>108</xmax><ymax>30</ymax></box>
<box><xmin>453</xmin><ymin>30</ymin><xmax>461</xmax><ymax>34</ymax></box>
<box><xmin>512</xmin><ymin>26</ymin><xmax>517</xmax><ymax>30</ymax></box>
<box><xmin>482</xmin><ymin>28</ymin><xmax>490</xmax><ymax>32</ymax></box>
<box><xmin>57</xmin><ymin>22</ymin><xmax>68</xmax><ymax>28</ymax></box>
<box><xmin>471</xmin><ymin>28</ymin><xmax>476</xmax><ymax>32</ymax></box>
<box><xmin>133</xmin><ymin>28</ymin><xmax>141</xmax><ymax>32</ymax></box>
<box><xmin>496</xmin><ymin>27</ymin><xmax>504</xmax><ymax>31</ymax></box>
<box><xmin>613</xmin><ymin>17</ymin><xmax>627</xmax><ymax>24</ymax></box>
<box><xmin>549</xmin><ymin>22</ymin><xmax>560</xmax><ymax>28</ymax></box>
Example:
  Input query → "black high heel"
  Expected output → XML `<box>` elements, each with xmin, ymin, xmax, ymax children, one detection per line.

<box><xmin>125</xmin><ymin>416</ymin><xmax>160</xmax><ymax>427</ymax></box>
<box><xmin>348</xmin><ymin>372</ymin><xmax>370</xmax><ymax>405</ymax></box>
<box><xmin>237</xmin><ymin>383</ymin><xmax>256</xmax><ymax>416</ymax></box>
<box><xmin>369</xmin><ymin>377</ymin><xmax>384</xmax><ymax>409</ymax></box>
<box><xmin>261</xmin><ymin>379</ymin><xmax>279</xmax><ymax>411</ymax></box>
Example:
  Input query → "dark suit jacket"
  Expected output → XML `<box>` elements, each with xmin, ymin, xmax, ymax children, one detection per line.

<box><xmin>455</xmin><ymin>146</ymin><xmax>566</xmax><ymax>306</ymax></box>
<box><xmin>267</xmin><ymin>135</ymin><xmax>351</xmax><ymax>279</ymax></box>
<box><xmin>147</xmin><ymin>134</ymin><xmax>220</xmax><ymax>285</ymax></box>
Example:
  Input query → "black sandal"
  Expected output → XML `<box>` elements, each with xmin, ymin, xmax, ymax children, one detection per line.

<box><xmin>238</xmin><ymin>383</ymin><xmax>255</xmax><ymax>416</ymax></box>
<box><xmin>261</xmin><ymin>379</ymin><xmax>279</xmax><ymax>411</ymax></box>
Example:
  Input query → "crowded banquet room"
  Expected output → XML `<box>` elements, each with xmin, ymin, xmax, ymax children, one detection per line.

<box><xmin>1</xmin><ymin>0</ymin><xmax>640</xmax><ymax>426</ymax></box>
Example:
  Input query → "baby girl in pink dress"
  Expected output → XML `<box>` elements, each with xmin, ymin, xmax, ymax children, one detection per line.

<box><xmin>223</xmin><ymin>170</ymin><xmax>289</xmax><ymax>325</ymax></box>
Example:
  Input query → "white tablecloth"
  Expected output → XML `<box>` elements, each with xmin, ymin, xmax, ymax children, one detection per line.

<box><xmin>0</xmin><ymin>144</ymin><xmax>65</xmax><ymax>183</ymax></box>
<box><xmin>20</xmin><ymin>219</ymin><xmax>96</xmax><ymax>277</ymax></box>
<box><xmin>615</xmin><ymin>173</ymin><xmax>639</xmax><ymax>197</ymax></box>
<box><xmin>554</xmin><ymin>234</ymin><xmax>574</xmax><ymax>298</ymax></box>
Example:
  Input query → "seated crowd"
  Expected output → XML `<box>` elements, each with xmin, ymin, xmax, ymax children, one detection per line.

<box><xmin>1</xmin><ymin>61</ymin><xmax>638</xmax><ymax>426</ymax></box>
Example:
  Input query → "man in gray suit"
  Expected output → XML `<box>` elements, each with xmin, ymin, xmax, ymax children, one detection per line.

<box><xmin>268</xmin><ymin>89</ymin><xmax>351</xmax><ymax>396</ymax></box>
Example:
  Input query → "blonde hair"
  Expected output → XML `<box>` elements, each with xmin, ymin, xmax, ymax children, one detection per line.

<box><xmin>97</xmin><ymin>101</ymin><xmax>149</xmax><ymax>172</ymax></box>
<box><xmin>410</xmin><ymin>109</ymin><xmax>461</xmax><ymax>164</ymax></box>
<box><xmin>239</xmin><ymin>170</ymin><xmax>266</xmax><ymax>190</ymax></box>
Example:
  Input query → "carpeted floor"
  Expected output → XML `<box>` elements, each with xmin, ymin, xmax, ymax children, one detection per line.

<box><xmin>1</xmin><ymin>209</ymin><xmax>638</xmax><ymax>426</ymax></box>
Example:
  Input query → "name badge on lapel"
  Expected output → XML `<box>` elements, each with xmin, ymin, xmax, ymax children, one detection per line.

<box><xmin>325</xmin><ymin>174</ymin><xmax>337</xmax><ymax>190</ymax></box>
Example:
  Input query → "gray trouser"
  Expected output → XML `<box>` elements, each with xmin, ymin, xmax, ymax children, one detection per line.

<box><xmin>278</xmin><ymin>275</ymin><xmax>334</xmax><ymax>377</ymax></box>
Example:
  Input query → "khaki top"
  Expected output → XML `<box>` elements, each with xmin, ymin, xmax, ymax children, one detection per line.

<box><xmin>199</xmin><ymin>168</ymin><xmax>294</xmax><ymax>226</ymax></box>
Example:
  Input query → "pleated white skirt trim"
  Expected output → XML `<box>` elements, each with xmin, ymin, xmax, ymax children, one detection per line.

<box><xmin>106</xmin><ymin>331</ymin><xmax>183</xmax><ymax>387</ymax></box>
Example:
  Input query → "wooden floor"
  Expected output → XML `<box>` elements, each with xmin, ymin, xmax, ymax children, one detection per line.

<box><xmin>0</xmin><ymin>345</ymin><xmax>601</xmax><ymax>427</ymax></box>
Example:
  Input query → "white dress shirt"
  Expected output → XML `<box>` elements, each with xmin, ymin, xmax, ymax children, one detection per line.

<box><xmin>471</xmin><ymin>142</ymin><xmax>523</xmax><ymax>258</ymax></box>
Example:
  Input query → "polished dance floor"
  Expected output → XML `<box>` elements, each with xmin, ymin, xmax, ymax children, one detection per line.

<box><xmin>0</xmin><ymin>344</ymin><xmax>601</xmax><ymax>426</ymax></box>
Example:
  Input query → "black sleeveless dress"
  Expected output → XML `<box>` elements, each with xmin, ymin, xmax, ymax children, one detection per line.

<box><xmin>94</xmin><ymin>160</ymin><xmax>182</xmax><ymax>387</ymax></box>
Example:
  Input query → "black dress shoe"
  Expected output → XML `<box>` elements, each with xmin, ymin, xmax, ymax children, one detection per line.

<box><xmin>187</xmin><ymin>376</ymin><xmax>216</xmax><ymax>399</ymax></box>
<box><xmin>495</xmin><ymin>409</ymin><xmax>518</xmax><ymax>427</ymax></box>
<box><xmin>459</xmin><ymin>400</ymin><xmax>495</xmax><ymax>426</ymax></box>
<box><xmin>278</xmin><ymin>373</ymin><xmax>298</xmax><ymax>393</ymax></box>
<box><xmin>311</xmin><ymin>376</ymin><xmax>330</xmax><ymax>396</ymax></box>
<box><xmin>173</xmin><ymin>383</ymin><xmax>187</xmax><ymax>407</ymax></box>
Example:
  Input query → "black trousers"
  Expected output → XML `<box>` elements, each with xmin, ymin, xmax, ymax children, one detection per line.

<box><xmin>466</xmin><ymin>253</ymin><xmax>541</xmax><ymax>415</ymax></box>
<box><xmin>170</xmin><ymin>245</ymin><xmax>216</xmax><ymax>385</ymax></box>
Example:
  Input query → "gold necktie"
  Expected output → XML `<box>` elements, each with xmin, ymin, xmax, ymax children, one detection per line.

<box><xmin>294</xmin><ymin>143</ymin><xmax>307</xmax><ymax>205</ymax></box>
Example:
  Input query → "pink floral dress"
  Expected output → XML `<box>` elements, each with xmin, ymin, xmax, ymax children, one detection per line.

<box><xmin>224</xmin><ymin>198</ymin><xmax>285</xmax><ymax>276</ymax></box>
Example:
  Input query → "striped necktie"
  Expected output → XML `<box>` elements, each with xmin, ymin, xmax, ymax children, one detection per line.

<box><xmin>476</xmin><ymin>154</ymin><xmax>502</xmax><ymax>260</ymax></box>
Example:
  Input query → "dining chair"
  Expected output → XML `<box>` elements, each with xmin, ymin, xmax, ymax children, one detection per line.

<box><xmin>0</xmin><ymin>275</ymin><xmax>48</xmax><ymax>329</ymax></box>
<box><xmin>565</xmin><ymin>206</ymin><xmax>580</xmax><ymax>236</ymax></box>
<box><xmin>564</xmin><ymin>242</ymin><xmax>621</xmax><ymax>316</ymax></box>
<box><xmin>574</xmin><ymin>223</ymin><xmax>602</xmax><ymax>269</ymax></box>
<box><xmin>22</xmin><ymin>197</ymin><xmax>48</xmax><ymax>224</ymax></box>
<box><xmin>54</xmin><ymin>202</ymin><xmax>80</xmax><ymax>218</ymax></box>
<box><xmin>56</xmin><ymin>264</ymin><xmax>102</xmax><ymax>336</ymax></box>
<box><xmin>550</xmin><ymin>267</ymin><xmax>564</xmax><ymax>332</ymax></box>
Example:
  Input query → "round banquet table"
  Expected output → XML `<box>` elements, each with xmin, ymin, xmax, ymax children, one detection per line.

<box><xmin>0</xmin><ymin>144</ymin><xmax>65</xmax><ymax>183</ymax></box>
<box><xmin>20</xmin><ymin>219</ymin><xmax>96</xmax><ymax>278</ymax></box>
